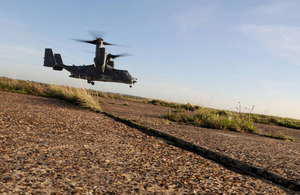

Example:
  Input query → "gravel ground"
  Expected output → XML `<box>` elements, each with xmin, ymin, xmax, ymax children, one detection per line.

<box><xmin>0</xmin><ymin>91</ymin><xmax>294</xmax><ymax>194</ymax></box>
<box><xmin>100</xmin><ymin>98</ymin><xmax>300</xmax><ymax>184</ymax></box>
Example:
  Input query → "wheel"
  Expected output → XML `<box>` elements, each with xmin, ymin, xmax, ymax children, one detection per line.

<box><xmin>91</xmin><ymin>82</ymin><xmax>95</xmax><ymax>85</ymax></box>
<box><xmin>87</xmin><ymin>79</ymin><xmax>91</xmax><ymax>84</ymax></box>
<box><xmin>130</xmin><ymin>85</ymin><xmax>132</xmax><ymax>88</ymax></box>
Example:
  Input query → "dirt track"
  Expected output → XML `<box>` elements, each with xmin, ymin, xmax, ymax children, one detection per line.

<box><xmin>100</xmin><ymin>98</ymin><xmax>300</xmax><ymax>183</ymax></box>
<box><xmin>0</xmin><ymin>91</ymin><xmax>298</xmax><ymax>194</ymax></box>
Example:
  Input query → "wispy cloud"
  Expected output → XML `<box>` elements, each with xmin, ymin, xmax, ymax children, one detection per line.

<box><xmin>0</xmin><ymin>45</ymin><xmax>42</xmax><ymax>59</ymax></box>
<box><xmin>241</xmin><ymin>24</ymin><xmax>300</xmax><ymax>65</ymax></box>
<box><xmin>0</xmin><ymin>17</ymin><xmax>27</xmax><ymax>27</ymax></box>
<box><xmin>173</xmin><ymin>3</ymin><xmax>217</xmax><ymax>35</ymax></box>
<box><xmin>248</xmin><ymin>2</ymin><xmax>290</xmax><ymax>14</ymax></box>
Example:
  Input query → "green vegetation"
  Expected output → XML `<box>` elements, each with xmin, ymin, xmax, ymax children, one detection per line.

<box><xmin>251</xmin><ymin>114</ymin><xmax>300</xmax><ymax>130</ymax></box>
<box><xmin>163</xmin><ymin>108</ymin><xmax>296</xmax><ymax>141</ymax></box>
<box><xmin>262</xmin><ymin>130</ymin><xmax>295</xmax><ymax>141</ymax></box>
<box><xmin>48</xmin><ymin>85</ymin><xmax>102</xmax><ymax>112</ymax></box>
<box><xmin>91</xmin><ymin>90</ymin><xmax>147</xmax><ymax>103</ymax></box>
<box><xmin>148</xmin><ymin>99</ymin><xmax>199</xmax><ymax>111</ymax></box>
<box><xmin>163</xmin><ymin>108</ymin><xmax>257</xmax><ymax>133</ymax></box>
<box><xmin>0</xmin><ymin>77</ymin><xmax>102</xmax><ymax>112</ymax></box>
<box><xmin>149</xmin><ymin>98</ymin><xmax>300</xmax><ymax>132</ymax></box>
<box><xmin>0</xmin><ymin>77</ymin><xmax>298</xmax><ymax>141</ymax></box>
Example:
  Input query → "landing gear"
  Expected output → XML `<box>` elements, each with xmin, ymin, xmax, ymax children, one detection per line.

<box><xmin>87</xmin><ymin>79</ymin><xmax>94</xmax><ymax>85</ymax></box>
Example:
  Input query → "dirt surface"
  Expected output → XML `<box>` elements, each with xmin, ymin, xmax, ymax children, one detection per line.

<box><xmin>0</xmin><ymin>91</ymin><xmax>297</xmax><ymax>194</ymax></box>
<box><xmin>100</xmin><ymin>98</ymin><xmax>300</xmax><ymax>182</ymax></box>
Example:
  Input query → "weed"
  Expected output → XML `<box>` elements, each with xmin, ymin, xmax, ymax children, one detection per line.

<box><xmin>0</xmin><ymin>77</ymin><xmax>102</xmax><ymax>112</ymax></box>
<box><xmin>148</xmin><ymin>99</ymin><xmax>199</xmax><ymax>111</ymax></box>
<box><xmin>1</xmin><ymin>77</ymin><xmax>300</xmax><ymax>131</ymax></box>
<box><xmin>163</xmin><ymin>107</ymin><xmax>258</xmax><ymax>133</ymax></box>
<box><xmin>251</xmin><ymin>114</ymin><xmax>300</xmax><ymax>130</ymax></box>
<box><xmin>263</xmin><ymin>130</ymin><xmax>295</xmax><ymax>141</ymax></box>
<box><xmin>162</xmin><ymin>107</ymin><xmax>297</xmax><ymax>140</ymax></box>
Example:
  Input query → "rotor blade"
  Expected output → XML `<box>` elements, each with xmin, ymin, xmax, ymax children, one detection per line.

<box><xmin>103</xmin><ymin>41</ymin><xmax>116</xmax><ymax>46</ymax></box>
<box><xmin>88</xmin><ymin>30</ymin><xmax>106</xmax><ymax>40</ymax></box>
<box><xmin>71</xmin><ymin>38</ymin><xmax>97</xmax><ymax>45</ymax></box>
<box><xmin>110</xmin><ymin>53</ymin><xmax>131</xmax><ymax>59</ymax></box>
<box><xmin>89</xmin><ymin>30</ymin><xmax>119</xmax><ymax>46</ymax></box>
<box><xmin>72</xmin><ymin>38</ymin><xmax>117</xmax><ymax>46</ymax></box>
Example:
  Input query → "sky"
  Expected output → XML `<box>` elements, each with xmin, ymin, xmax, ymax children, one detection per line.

<box><xmin>0</xmin><ymin>0</ymin><xmax>300</xmax><ymax>119</ymax></box>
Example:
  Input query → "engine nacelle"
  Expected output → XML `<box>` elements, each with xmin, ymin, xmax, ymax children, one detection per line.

<box><xmin>94</xmin><ymin>47</ymin><xmax>107</xmax><ymax>69</ymax></box>
<box><xmin>107</xmin><ymin>60</ymin><xmax>115</xmax><ymax>68</ymax></box>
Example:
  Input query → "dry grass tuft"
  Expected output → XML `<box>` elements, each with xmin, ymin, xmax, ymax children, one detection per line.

<box><xmin>263</xmin><ymin>130</ymin><xmax>295</xmax><ymax>141</ymax></box>
<box><xmin>163</xmin><ymin>108</ymin><xmax>257</xmax><ymax>133</ymax></box>
<box><xmin>163</xmin><ymin>107</ymin><xmax>295</xmax><ymax>141</ymax></box>
<box><xmin>0</xmin><ymin>77</ymin><xmax>298</xmax><ymax>141</ymax></box>
<box><xmin>48</xmin><ymin>85</ymin><xmax>102</xmax><ymax>112</ymax></box>
<box><xmin>0</xmin><ymin>77</ymin><xmax>102</xmax><ymax>112</ymax></box>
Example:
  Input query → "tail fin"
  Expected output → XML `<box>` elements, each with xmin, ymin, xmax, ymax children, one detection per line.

<box><xmin>44</xmin><ymin>48</ymin><xmax>55</xmax><ymax>67</ymax></box>
<box><xmin>54</xmin><ymin>54</ymin><xmax>63</xmax><ymax>65</ymax></box>
<box><xmin>53</xmin><ymin>54</ymin><xmax>63</xmax><ymax>70</ymax></box>
<box><xmin>43</xmin><ymin>48</ymin><xmax>63</xmax><ymax>71</ymax></box>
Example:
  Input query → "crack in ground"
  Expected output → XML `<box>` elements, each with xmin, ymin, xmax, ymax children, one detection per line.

<box><xmin>102</xmin><ymin>112</ymin><xmax>300</xmax><ymax>192</ymax></box>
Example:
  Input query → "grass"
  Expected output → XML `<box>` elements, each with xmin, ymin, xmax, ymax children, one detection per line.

<box><xmin>0</xmin><ymin>77</ymin><xmax>298</xmax><ymax>141</ymax></box>
<box><xmin>262</xmin><ymin>130</ymin><xmax>295</xmax><ymax>141</ymax></box>
<box><xmin>163</xmin><ymin>107</ymin><xmax>296</xmax><ymax>141</ymax></box>
<box><xmin>149</xmin><ymin>98</ymin><xmax>300</xmax><ymax>132</ymax></box>
<box><xmin>251</xmin><ymin>114</ymin><xmax>300</xmax><ymax>130</ymax></box>
<box><xmin>91</xmin><ymin>90</ymin><xmax>147</xmax><ymax>103</ymax></box>
<box><xmin>148</xmin><ymin>99</ymin><xmax>199</xmax><ymax>111</ymax></box>
<box><xmin>0</xmin><ymin>77</ymin><xmax>102</xmax><ymax>112</ymax></box>
<box><xmin>48</xmin><ymin>85</ymin><xmax>102</xmax><ymax>112</ymax></box>
<box><xmin>163</xmin><ymin>108</ymin><xmax>257</xmax><ymax>133</ymax></box>
<box><xmin>93</xmin><ymin>90</ymin><xmax>299</xmax><ymax>131</ymax></box>
<box><xmin>91</xmin><ymin>87</ymin><xmax>300</xmax><ymax>132</ymax></box>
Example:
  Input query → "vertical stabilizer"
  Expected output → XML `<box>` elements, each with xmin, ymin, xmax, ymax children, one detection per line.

<box><xmin>54</xmin><ymin>54</ymin><xmax>63</xmax><ymax>65</ymax></box>
<box><xmin>44</xmin><ymin>48</ymin><xmax>55</xmax><ymax>67</ymax></box>
<box><xmin>53</xmin><ymin>54</ymin><xmax>63</xmax><ymax>71</ymax></box>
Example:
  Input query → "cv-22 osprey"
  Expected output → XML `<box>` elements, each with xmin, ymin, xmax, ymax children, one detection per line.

<box><xmin>44</xmin><ymin>35</ymin><xmax>137</xmax><ymax>87</ymax></box>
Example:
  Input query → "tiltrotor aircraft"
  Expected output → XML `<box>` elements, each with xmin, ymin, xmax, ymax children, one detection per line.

<box><xmin>43</xmin><ymin>35</ymin><xmax>137</xmax><ymax>87</ymax></box>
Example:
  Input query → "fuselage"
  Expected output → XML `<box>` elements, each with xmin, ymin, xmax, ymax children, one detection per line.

<box><xmin>62</xmin><ymin>64</ymin><xmax>137</xmax><ymax>84</ymax></box>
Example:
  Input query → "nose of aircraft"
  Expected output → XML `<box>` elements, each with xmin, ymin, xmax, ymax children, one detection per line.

<box><xmin>132</xmin><ymin>77</ymin><xmax>137</xmax><ymax>84</ymax></box>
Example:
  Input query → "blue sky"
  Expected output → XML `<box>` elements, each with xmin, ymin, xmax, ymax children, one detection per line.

<box><xmin>1</xmin><ymin>0</ymin><xmax>300</xmax><ymax>119</ymax></box>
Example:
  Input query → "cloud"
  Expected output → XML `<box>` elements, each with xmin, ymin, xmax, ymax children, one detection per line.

<box><xmin>241</xmin><ymin>24</ymin><xmax>300</xmax><ymax>64</ymax></box>
<box><xmin>0</xmin><ymin>17</ymin><xmax>27</xmax><ymax>28</ymax></box>
<box><xmin>0</xmin><ymin>45</ymin><xmax>42</xmax><ymax>59</ymax></box>
<box><xmin>173</xmin><ymin>3</ymin><xmax>217</xmax><ymax>34</ymax></box>
<box><xmin>248</xmin><ymin>2</ymin><xmax>290</xmax><ymax>14</ymax></box>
